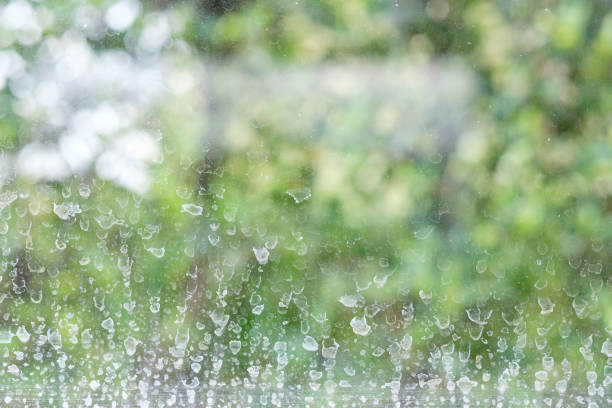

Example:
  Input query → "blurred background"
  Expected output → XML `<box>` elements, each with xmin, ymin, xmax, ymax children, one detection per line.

<box><xmin>0</xmin><ymin>0</ymin><xmax>611</xmax><ymax>406</ymax></box>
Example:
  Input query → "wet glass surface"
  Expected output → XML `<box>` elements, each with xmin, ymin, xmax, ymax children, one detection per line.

<box><xmin>0</xmin><ymin>0</ymin><xmax>611</xmax><ymax>406</ymax></box>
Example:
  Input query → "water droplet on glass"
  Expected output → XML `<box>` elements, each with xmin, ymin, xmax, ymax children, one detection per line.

<box><xmin>124</xmin><ymin>336</ymin><xmax>138</xmax><ymax>356</ymax></box>
<box><xmin>322</xmin><ymin>338</ymin><xmax>339</xmax><ymax>359</ymax></box>
<box><xmin>175</xmin><ymin>327</ymin><xmax>189</xmax><ymax>349</ymax></box>
<box><xmin>47</xmin><ymin>328</ymin><xmax>62</xmax><ymax>349</ymax></box>
<box><xmin>338</xmin><ymin>294</ymin><xmax>362</xmax><ymax>308</ymax></box>
<box><xmin>78</xmin><ymin>183</ymin><xmax>91</xmax><ymax>198</ymax></box>
<box><xmin>102</xmin><ymin>317</ymin><xmax>114</xmax><ymax>331</ymax></box>
<box><xmin>81</xmin><ymin>329</ymin><xmax>92</xmax><ymax>348</ymax></box>
<box><xmin>253</xmin><ymin>247</ymin><xmax>269</xmax><ymax>264</ymax></box>
<box><xmin>89</xmin><ymin>380</ymin><xmax>100</xmax><ymax>391</ymax></box>
<box><xmin>302</xmin><ymin>335</ymin><xmax>318</xmax><ymax>351</ymax></box>
<box><xmin>350</xmin><ymin>316</ymin><xmax>371</xmax><ymax>336</ymax></box>
<box><xmin>147</xmin><ymin>247</ymin><xmax>165</xmax><ymax>258</ymax></box>
<box><xmin>286</xmin><ymin>187</ymin><xmax>311</xmax><ymax>203</ymax></box>
<box><xmin>538</xmin><ymin>296</ymin><xmax>555</xmax><ymax>315</ymax></box>
<box><xmin>223</xmin><ymin>206</ymin><xmax>237</xmax><ymax>222</ymax></box>
<box><xmin>16</xmin><ymin>325</ymin><xmax>29</xmax><ymax>343</ymax></box>
<box><xmin>7</xmin><ymin>364</ymin><xmax>19</xmax><ymax>376</ymax></box>
<box><xmin>208</xmin><ymin>233</ymin><xmax>220</xmax><ymax>246</ymax></box>
<box><xmin>466</xmin><ymin>307</ymin><xmax>491</xmax><ymax>325</ymax></box>
<box><xmin>229</xmin><ymin>340</ymin><xmax>241</xmax><ymax>355</ymax></box>
<box><xmin>181</xmin><ymin>203</ymin><xmax>202</xmax><ymax>216</ymax></box>
<box><xmin>53</xmin><ymin>202</ymin><xmax>82</xmax><ymax>220</ymax></box>
<box><xmin>414</xmin><ymin>225</ymin><xmax>434</xmax><ymax>240</ymax></box>
<box><xmin>456</xmin><ymin>376</ymin><xmax>477</xmax><ymax>395</ymax></box>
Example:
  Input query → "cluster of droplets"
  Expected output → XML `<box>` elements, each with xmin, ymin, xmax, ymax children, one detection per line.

<box><xmin>0</xmin><ymin>3</ymin><xmax>609</xmax><ymax>404</ymax></box>
<box><xmin>0</xmin><ymin>149</ymin><xmax>610</xmax><ymax>408</ymax></box>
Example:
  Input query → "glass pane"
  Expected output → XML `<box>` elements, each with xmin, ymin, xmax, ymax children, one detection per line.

<box><xmin>0</xmin><ymin>0</ymin><xmax>610</xmax><ymax>406</ymax></box>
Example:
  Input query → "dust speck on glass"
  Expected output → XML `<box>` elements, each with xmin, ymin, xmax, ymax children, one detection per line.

<box><xmin>0</xmin><ymin>0</ymin><xmax>610</xmax><ymax>407</ymax></box>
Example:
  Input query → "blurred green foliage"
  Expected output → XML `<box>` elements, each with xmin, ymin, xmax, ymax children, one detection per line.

<box><xmin>0</xmin><ymin>0</ymin><xmax>611</xmax><ymax>404</ymax></box>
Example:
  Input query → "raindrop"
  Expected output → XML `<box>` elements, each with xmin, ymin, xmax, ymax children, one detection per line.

<box><xmin>229</xmin><ymin>340</ymin><xmax>241</xmax><ymax>355</ymax></box>
<box><xmin>538</xmin><ymin>296</ymin><xmax>555</xmax><ymax>315</ymax></box>
<box><xmin>53</xmin><ymin>202</ymin><xmax>82</xmax><ymax>220</ymax></box>
<box><xmin>302</xmin><ymin>335</ymin><xmax>318</xmax><ymax>351</ymax></box>
<box><xmin>147</xmin><ymin>247</ymin><xmax>165</xmax><ymax>258</ymax></box>
<box><xmin>47</xmin><ymin>328</ymin><xmax>62</xmax><ymax>349</ymax></box>
<box><xmin>322</xmin><ymin>339</ymin><xmax>339</xmax><ymax>359</ymax></box>
<box><xmin>350</xmin><ymin>316</ymin><xmax>371</xmax><ymax>336</ymax></box>
<box><xmin>466</xmin><ymin>307</ymin><xmax>491</xmax><ymax>325</ymax></box>
<box><xmin>78</xmin><ymin>183</ymin><xmax>91</xmax><ymax>198</ymax></box>
<box><xmin>286</xmin><ymin>187</ymin><xmax>311</xmax><ymax>203</ymax></box>
<box><xmin>124</xmin><ymin>336</ymin><xmax>138</xmax><ymax>356</ymax></box>
<box><xmin>556</xmin><ymin>379</ymin><xmax>567</xmax><ymax>394</ymax></box>
<box><xmin>81</xmin><ymin>329</ymin><xmax>92</xmax><ymax>348</ymax></box>
<box><xmin>181</xmin><ymin>203</ymin><xmax>203</xmax><ymax>216</ymax></box>
<box><xmin>16</xmin><ymin>326</ymin><xmax>29</xmax><ymax>343</ymax></box>
<box><xmin>338</xmin><ymin>294</ymin><xmax>362</xmax><ymax>308</ymax></box>
<box><xmin>223</xmin><ymin>206</ymin><xmax>237</xmax><ymax>222</ymax></box>
<box><xmin>419</xmin><ymin>289</ymin><xmax>432</xmax><ymax>304</ymax></box>
<box><xmin>102</xmin><ymin>317</ymin><xmax>114</xmax><ymax>331</ymax></box>
<box><xmin>253</xmin><ymin>247</ymin><xmax>269</xmax><ymax>264</ymax></box>
<box><xmin>207</xmin><ymin>233</ymin><xmax>220</xmax><ymax>246</ymax></box>
<box><xmin>456</xmin><ymin>376</ymin><xmax>477</xmax><ymax>395</ymax></box>
<box><xmin>175</xmin><ymin>327</ymin><xmax>189</xmax><ymax>349</ymax></box>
